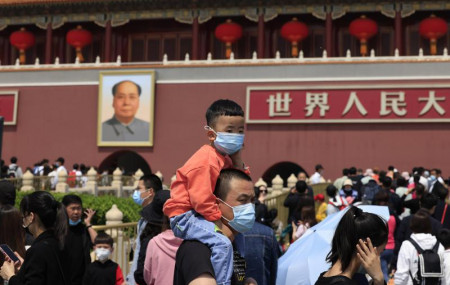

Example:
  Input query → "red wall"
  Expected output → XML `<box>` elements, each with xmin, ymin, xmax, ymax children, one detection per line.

<box><xmin>3</xmin><ymin>81</ymin><xmax>450</xmax><ymax>182</ymax></box>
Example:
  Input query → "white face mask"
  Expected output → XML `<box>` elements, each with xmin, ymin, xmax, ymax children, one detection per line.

<box><xmin>95</xmin><ymin>248</ymin><xmax>111</xmax><ymax>262</ymax></box>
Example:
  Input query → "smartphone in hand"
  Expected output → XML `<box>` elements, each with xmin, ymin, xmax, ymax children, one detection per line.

<box><xmin>0</xmin><ymin>244</ymin><xmax>19</xmax><ymax>263</ymax></box>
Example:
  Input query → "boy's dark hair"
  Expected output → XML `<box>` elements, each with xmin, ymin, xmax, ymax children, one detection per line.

<box><xmin>140</xmin><ymin>174</ymin><xmax>163</xmax><ymax>192</ymax></box>
<box><xmin>295</xmin><ymin>181</ymin><xmax>307</xmax><ymax>194</ymax></box>
<box><xmin>410</xmin><ymin>209</ymin><xmax>432</xmax><ymax>234</ymax></box>
<box><xmin>62</xmin><ymin>194</ymin><xmax>83</xmax><ymax>207</ymax></box>
<box><xmin>327</xmin><ymin>207</ymin><xmax>388</xmax><ymax>273</ymax></box>
<box><xmin>438</xmin><ymin>229</ymin><xmax>450</xmax><ymax>249</ymax></box>
<box><xmin>205</xmin><ymin>99</ymin><xmax>244</xmax><ymax>127</ymax></box>
<box><xmin>95</xmin><ymin>232</ymin><xmax>114</xmax><ymax>247</ymax></box>
<box><xmin>10</xmin><ymin>157</ymin><xmax>17</xmax><ymax>164</ymax></box>
<box><xmin>342</xmin><ymin>168</ymin><xmax>349</xmax><ymax>176</ymax></box>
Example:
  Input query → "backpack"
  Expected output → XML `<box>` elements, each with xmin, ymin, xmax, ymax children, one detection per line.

<box><xmin>408</xmin><ymin>238</ymin><xmax>443</xmax><ymax>285</ymax></box>
<box><xmin>361</xmin><ymin>180</ymin><xmax>380</xmax><ymax>204</ymax></box>
<box><xmin>328</xmin><ymin>196</ymin><xmax>347</xmax><ymax>210</ymax></box>
<box><xmin>7</xmin><ymin>165</ymin><xmax>18</xmax><ymax>177</ymax></box>
<box><xmin>67</xmin><ymin>170</ymin><xmax>77</xmax><ymax>187</ymax></box>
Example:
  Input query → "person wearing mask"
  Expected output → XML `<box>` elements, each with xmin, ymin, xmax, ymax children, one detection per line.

<box><xmin>0</xmin><ymin>205</ymin><xmax>26</xmax><ymax>284</ymax></box>
<box><xmin>315</xmin><ymin>207</ymin><xmax>388</xmax><ymax>285</ymax></box>
<box><xmin>310</xmin><ymin>164</ymin><xmax>325</xmax><ymax>185</ymax></box>
<box><xmin>284</xmin><ymin>181</ymin><xmax>313</xmax><ymax>224</ymax></box>
<box><xmin>126</xmin><ymin>174</ymin><xmax>162</xmax><ymax>285</ymax></box>
<box><xmin>0</xmin><ymin>191</ymin><xmax>68</xmax><ymax>285</ymax></box>
<box><xmin>143</xmin><ymin>191</ymin><xmax>182</xmax><ymax>285</ymax></box>
<box><xmin>62</xmin><ymin>195</ymin><xmax>97</xmax><ymax>285</ymax></box>
<box><xmin>339</xmin><ymin>179</ymin><xmax>359</xmax><ymax>205</ymax></box>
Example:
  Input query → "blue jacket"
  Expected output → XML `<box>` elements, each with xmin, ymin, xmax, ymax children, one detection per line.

<box><xmin>234</xmin><ymin>222</ymin><xmax>281</xmax><ymax>285</ymax></box>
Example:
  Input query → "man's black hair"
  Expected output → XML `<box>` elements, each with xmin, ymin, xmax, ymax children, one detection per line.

<box><xmin>10</xmin><ymin>157</ymin><xmax>17</xmax><ymax>164</ymax></box>
<box><xmin>382</xmin><ymin>176</ymin><xmax>392</xmax><ymax>188</ymax></box>
<box><xmin>140</xmin><ymin>174</ymin><xmax>163</xmax><ymax>192</ymax></box>
<box><xmin>438</xmin><ymin>229</ymin><xmax>450</xmax><ymax>249</ymax></box>
<box><xmin>295</xmin><ymin>181</ymin><xmax>307</xmax><ymax>194</ymax></box>
<box><xmin>205</xmin><ymin>99</ymin><xmax>244</xmax><ymax>127</ymax></box>
<box><xmin>56</xmin><ymin>157</ymin><xmax>65</xmax><ymax>165</ymax></box>
<box><xmin>73</xmin><ymin>163</ymin><xmax>79</xmax><ymax>170</ymax></box>
<box><xmin>342</xmin><ymin>168</ymin><xmax>349</xmax><ymax>176</ymax></box>
<box><xmin>214</xmin><ymin>169</ymin><xmax>252</xmax><ymax>201</ymax></box>
<box><xmin>315</xmin><ymin>164</ymin><xmax>323</xmax><ymax>171</ymax></box>
<box><xmin>419</xmin><ymin>193</ymin><xmax>438</xmax><ymax>210</ymax></box>
<box><xmin>112</xmin><ymin>80</ymin><xmax>142</xmax><ymax>96</ymax></box>
<box><xmin>62</xmin><ymin>194</ymin><xmax>83</xmax><ymax>207</ymax></box>
<box><xmin>94</xmin><ymin>232</ymin><xmax>114</xmax><ymax>247</ymax></box>
<box><xmin>396</xmin><ymin>177</ymin><xmax>408</xmax><ymax>187</ymax></box>
<box><xmin>348</xmin><ymin>167</ymin><xmax>357</xmax><ymax>175</ymax></box>
<box><xmin>388</xmin><ymin>165</ymin><xmax>395</xmax><ymax>171</ymax></box>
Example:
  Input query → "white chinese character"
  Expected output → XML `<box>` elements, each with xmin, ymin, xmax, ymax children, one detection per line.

<box><xmin>380</xmin><ymin>92</ymin><xmax>407</xmax><ymax>116</ymax></box>
<box><xmin>305</xmin><ymin>92</ymin><xmax>330</xmax><ymax>117</ymax></box>
<box><xmin>342</xmin><ymin>92</ymin><xmax>368</xmax><ymax>116</ymax></box>
<box><xmin>418</xmin><ymin>91</ymin><xmax>446</xmax><ymax>116</ymax></box>
<box><xmin>266</xmin><ymin>92</ymin><xmax>292</xmax><ymax>117</ymax></box>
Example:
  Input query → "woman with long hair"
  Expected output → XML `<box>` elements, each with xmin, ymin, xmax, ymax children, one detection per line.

<box><xmin>315</xmin><ymin>206</ymin><xmax>388</xmax><ymax>285</ymax></box>
<box><xmin>0</xmin><ymin>205</ymin><xmax>26</xmax><ymax>283</ymax></box>
<box><xmin>0</xmin><ymin>191</ymin><xmax>68</xmax><ymax>285</ymax></box>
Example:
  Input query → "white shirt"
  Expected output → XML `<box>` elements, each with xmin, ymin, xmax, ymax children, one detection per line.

<box><xmin>395</xmin><ymin>233</ymin><xmax>444</xmax><ymax>285</ymax></box>
<box><xmin>51</xmin><ymin>165</ymin><xmax>67</xmax><ymax>188</ymax></box>
<box><xmin>310</xmin><ymin>172</ymin><xmax>322</xmax><ymax>184</ymax></box>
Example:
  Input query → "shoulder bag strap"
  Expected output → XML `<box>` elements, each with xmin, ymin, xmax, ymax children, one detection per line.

<box><xmin>408</xmin><ymin>238</ymin><xmax>424</xmax><ymax>254</ymax></box>
<box><xmin>441</xmin><ymin>204</ymin><xmax>448</xmax><ymax>224</ymax></box>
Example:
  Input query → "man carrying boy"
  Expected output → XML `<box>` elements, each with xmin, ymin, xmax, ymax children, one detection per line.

<box><xmin>82</xmin><ymin>232</ymin><xmax>124</xmax><ymax>285</ymax></box>
<box><xmin>163</xmin><ymin>99</ymin><xmax>251</xmax><ymax>285</ymax></box>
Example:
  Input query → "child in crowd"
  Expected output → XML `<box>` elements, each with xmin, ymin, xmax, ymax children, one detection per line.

<box><xmin>83</xmin><ymin>232</ymin><xmax>124</xmax><ymax>285</ymax></box>
<box><xmin>314</xmin><ymin>194</ymin><xmax>327</xmax><ymax>222</ymax></box>
<box><xmin>163</xmin><ymin>99</ymin><xmax>250</xmax><ymax>285</ymax></box>
<box><xmin>438</xmin><ymin>228</ymin><xmax>450</xmax><ymax>285</ymax></box>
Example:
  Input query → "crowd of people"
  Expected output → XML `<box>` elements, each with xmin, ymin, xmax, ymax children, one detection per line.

<box><xmin>1</xmin><ymin>97</ymin><xmax>450</xmax><ymax>285</ymax></box>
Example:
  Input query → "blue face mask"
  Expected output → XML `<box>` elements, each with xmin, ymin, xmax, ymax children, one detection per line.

<box><xmin>133</xmin><ymin>190</ymin><xmax>144</xmax><ymax>206</ymax></box>
<box><xmin>219</xmin><ymin>199</ymin><xmax>255</xmax><ymax>233</ymax></box>
<box><xmin>69</xmin><ymin>219</ymin><xmax>81</xmax><ymax>226</ymax></box>
<box><xmin>430</xmin><ymin>175</ymin><xmax>437</xmax><ymax>182</ymax></box>
<box><xmin>205</xmin><ymin>126</ymin><xmax>245</xmax><ymax>155</ymax></box>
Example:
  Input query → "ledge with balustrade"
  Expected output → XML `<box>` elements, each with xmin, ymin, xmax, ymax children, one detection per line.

<box><xmin>0</xmin><ymin>46</ymin><xmax>449</xmax><ymax>71</ymax></box>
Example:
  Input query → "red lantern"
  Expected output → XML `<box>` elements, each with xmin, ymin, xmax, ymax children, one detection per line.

<box><xmin>280</xmin><ymin>18</ymin><xmax>309</xmax><ymax>57</ymax></box>
<box><xmin>349</xmin><ymin>15</ymin><xmax>378</xmax><ymax>56</ymax></box>
<box><xmin>66</xmin><ymin>25</ymin><xmax>92</xmax><ymax>62</ymax></box>
<box><xmin>419</xmin><ymin>15</ymin><xmax>448</xmax><ymax>55</ymax></box>
<box><xmin>215</xmin><ymin>19</ymin><xmax>243</xmax><ymax>59</ymax></box>
<box><xmin>10</xmin><ymin>28</ymin><xmax>35</xmax><ymax>64</ymax></box>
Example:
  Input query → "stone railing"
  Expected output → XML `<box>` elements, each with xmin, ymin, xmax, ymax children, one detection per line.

<box><xmin>15</xmin><ymin>168</ymin><xmax>147</xmax><ymax>197</ymax></box>
<box><xmin>254</xmin><ymin>173</ymin><xmax>331</xmax><ymax>227</ymax></box>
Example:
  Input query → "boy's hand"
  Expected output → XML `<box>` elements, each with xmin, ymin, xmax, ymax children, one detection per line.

<box><xmin>230</xmin><ymin>150</ymin><xmax>245</xmax><ymax>170</ymax></box>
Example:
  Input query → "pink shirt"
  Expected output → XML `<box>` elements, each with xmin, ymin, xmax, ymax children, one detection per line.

<box><xmin>386</xmin><ymin>215</ymin><xmax>396</xmax><ymax>250</ymax></box>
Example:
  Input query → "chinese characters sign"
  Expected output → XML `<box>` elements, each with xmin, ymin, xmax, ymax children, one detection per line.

<box><xmin>0</xmin><ymin>91</ymin><xmax>18</xmax><ymax>125</ymax></box>
<box><xmin>246</xmin><ymin>86</ymin><xmax>450</xmax><ymax>123</ymax></box>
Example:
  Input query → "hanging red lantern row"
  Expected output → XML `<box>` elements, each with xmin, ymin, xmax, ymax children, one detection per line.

<box><xmin>215</xmin><ymin>19</ymin><xmax>243</xmax><ymax>59</ymax></box>
<box><xmin>419</xmin><ymin>15</ymin><xmax>448</xmax><ymax>55</ymax></box>
<box><xmin>349</xmin><ymin>15</ymin><xmax>378</xmax><ymax>56</ymax></box>
<box><xmin>9</xmin><ymin>27</ymin><xmax>35</xmax><ymax>64</ymax></box>
<box><xmin>66</xmin><ymin>25</ymin><xmax>92</xmax><ymax>62</ymax></box>
<box><xmin>280</xmin><ymin>18</ymin><xmax>309</xmax><ymax>57</ymax></box>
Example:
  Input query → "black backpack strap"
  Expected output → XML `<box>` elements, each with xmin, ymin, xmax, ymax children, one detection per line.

<box><xmin>408</xmin><ymin>238</ymin><xmax>424</xmax><ymax>254</ymax></box>
<box><xmin>432</xmin><ymin>241</ymin><xmax>440</xmax><ymax>253</ymax></box>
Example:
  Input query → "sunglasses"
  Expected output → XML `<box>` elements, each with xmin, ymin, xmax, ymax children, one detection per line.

<box><xmin>260</xmin><ymin>190</ymin><xmax>268</xmax><ymax>194</ymax></box>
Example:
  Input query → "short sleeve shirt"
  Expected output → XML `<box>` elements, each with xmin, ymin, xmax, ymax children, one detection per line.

<box><xmin>174</xmin><ymin>240</ymin><xmax>246</xmax><ymax>285</ymax></box>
